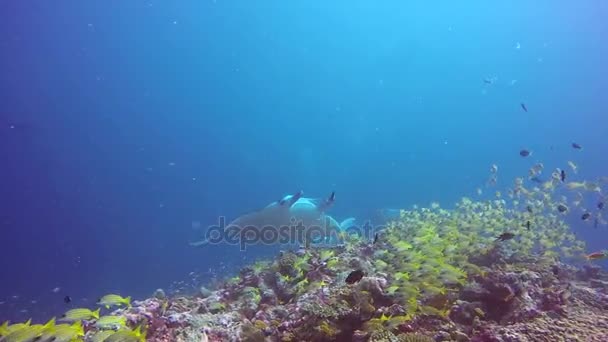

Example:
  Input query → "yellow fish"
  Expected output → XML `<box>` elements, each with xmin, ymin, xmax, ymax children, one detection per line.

<box><xmin>567</xmin><ymin>161</ymin><xmax>578</xmax><ymax>174</ymax></box>
<box><xmin>90</xmin><ymin>330</ymin><xmax>116</xmax><ymax>342</ymax></box>
<box><xmin>0</xmin><ymin>319</ymin><xmax>31</xmax><ymax>336</ymax></box>
<box><xmin>97</xmin><ymin>294</ymin><xmax>131</xmax><ymax>309</ymax></box>
<box><xmin>37</xmin><ymin>321</ymin><xmax>83</xmax><ymax>342</ymax></box>
<box><xmin>104</xmin><ymin>326</ymin><xmax>146</xmax><ymax>342</ymax></box>
<box><xmin>2</xmin><ymin>318</ymin><xmax>54</xmax><ymax>342</ymax></box>
<box><xmin>60</xmin><ymin>308</ymin><xmax>100</xmax><ymax>322</ymax></box>
<box><xmin>566</xmin><ymin>181</ymin><xmax>585</xmax><ymax>190</ymax></box>
<box><xmin>94</xmin><ymin>315</ymin><xmax>127</xmax><ymax>330</ymax></box>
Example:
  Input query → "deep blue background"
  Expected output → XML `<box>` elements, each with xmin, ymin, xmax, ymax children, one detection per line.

<box><xmin>1</xmin><ymin>1</ymin><xmax>607</xmax><ymax>321</ymax></box>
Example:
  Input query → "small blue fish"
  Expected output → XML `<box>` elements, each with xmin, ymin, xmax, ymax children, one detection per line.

<box><xmin>520</xmin><ymin>103</ymin><xmax>528</xmax><ymax>112</ymax></box>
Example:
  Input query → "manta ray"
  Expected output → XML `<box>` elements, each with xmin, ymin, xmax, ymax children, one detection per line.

<box><xmin>190</xmin><ymin>191</ymin><xmax>353</xmax><ymax>247</ymax></box>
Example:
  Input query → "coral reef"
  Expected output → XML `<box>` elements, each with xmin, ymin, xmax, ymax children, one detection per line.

<box><xmin>8</xmin><ymin>165</ymin><xmax>608</xmax><ymax>342</ymax></box>
<box><xmin>74</xmin><ymin>196</ymin><xmax>608</xmax><ymax>341</ymax></box>
<box><xmin>77</xmin><ymin>192</ymin><xmax>608</xmax><ymax>342</ymax></box>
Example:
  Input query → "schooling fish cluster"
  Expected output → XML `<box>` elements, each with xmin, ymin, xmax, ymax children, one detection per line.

<box><xmin>0</xmin><ymin>294</ymin><xmax>140</xmax><ymax>342</ymax></box>
<box><xmin>3</xmin><ymin>153</ymin><xmax>608</xmax><ymax>341</ymax></box>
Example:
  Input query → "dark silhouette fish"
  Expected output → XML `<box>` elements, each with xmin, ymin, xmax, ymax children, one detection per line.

<box><xmin>520</xmin><ymin>103</ymin><xmax>528</xmax><ymax>112</ymax></box>
<box><xmin>560</xmin><ymin>169</ymin><xmax>566</xmax><ymax>182</ymax></box>
<box><xmin>326</xmin><ymin>191</ymin><xmax>336</xmax><ymax>205</ymax></box>
<box><xmin>64</xmin><ymin>296</ymin><xmax>72</xmax><ymax>304</ymax></box>
<box><xmin>520</xmin><ymin>149</ymin><xmax>531</xmax><ymax>157</ymax></box>
<box><xmin>496</xmin><ymin>232</ymin><xmax>515</xmax><ymax>242</ymax></box>
<box><xmin>598</xmin><ymin>202</ymin><xmax>605</xmax><ymax>210</ymax></box>
<box><xmin>581</xmin><ymin>212</ymin><xmax>591</xmax><ymax>221</ymax></box>
<box><xmin>572</xmin><ymin>142</ymin><xmax>582</xmax><ymax>150</ymax></box>
<box><xmin>373</xmin><ymin>233</ymin><xmax>379</xmax><ymax>245</ymax></box>
<box><xmin>557</xmin><ymin>204</ymin><xmax>568</xmax><ymax>213</ymax></box>
<box><xmin>345</xmin><ymin>269</ymin><xmax>365</xmax><ymax>284</ymax></box>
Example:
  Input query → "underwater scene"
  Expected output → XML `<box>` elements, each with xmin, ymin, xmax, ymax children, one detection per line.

<box><xmin>1</xmin><ymin>1</ymin><xmax>608</xmax><ymax>341</ymax></box>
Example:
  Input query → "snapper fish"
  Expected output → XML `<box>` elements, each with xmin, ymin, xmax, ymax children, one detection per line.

<box><xmin>36</xmin><ymin>321</ymin><xmax>83</xmax><ymax>342</ymax></box>
<box><xmin>97</xmin><ymin>294</ymin><xmax>131</xmax><ymax>309</ymax></box>
<box><xmin>104</xmin><ymin>326</ymin><xmax>146</xmax><ymax>342</ymax></box>
<box><xmin>529</xmin><ymin>163</ymin><xmax>544</xmax><ymax>178</ymax></box>
<box><xmin>567</xmin><ymin>161</ymin><xmax>578</xmax><ymax>174</ymax></box>
<box><xmin>2</xmin><ymin>318</ymin><xmax>55</xmax><ymax>342</ymax></box>
<box><xmin>60</xmin><ymin>308</ymin><xmax>100</xmax><ymax>322</ymax></box>
<box><xmin>95</xmin><ymin>315</ymin><xmax>127</xmax><ymax>330</ymax></box>
<box><xmin>90</xmin><ymin>330</ymin><xmax>116</xmax><ymax>342</ymax></box>
<box><xmin>0</xmin><ymin>319</ymin><xmax>32</xmax><ymax>337</ymax></box>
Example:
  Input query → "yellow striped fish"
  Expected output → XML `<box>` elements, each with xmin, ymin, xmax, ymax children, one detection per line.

<box><xmin>36</xmin><ymin>321</ymin><xmax>83</xmax><ymax>342</ymax></box>
<box><xmin>97</xmin><ymin>294</ymin><xmax>131</xmax><ymax>309</ymax></box>
<box><xmin>90</xmin><ymin>330</ymin><xmax>116</xmax><ymax>342</ymax></box>
<box><xmin>60</xmin><ymin>308</ymin><xmax>100</xmax><ymax>322</ymax></box>
<box><xmin>104</xmin><ymin>326</ymin><xmax>145</xmax><ymax>342</ymax></box>
<box><xmin>2</xmin><ymin>318</ymin><xmax>55</xmax><ymax>342</ymax></box>
<box><xmin>94</xmin><ymin>315</ymin><xmax>127</xmax><ymax>330</ymax></box>
<box><xmin>0</xmin><ymin>319</ymin><xmax>31</xmax><ymax>336</ymax></box>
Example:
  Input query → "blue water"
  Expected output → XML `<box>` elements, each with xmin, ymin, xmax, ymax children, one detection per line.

<box><xmin>1</xmin><ymin>1</ymin><xmax>607</xmax><ymax>322</ymax></box>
